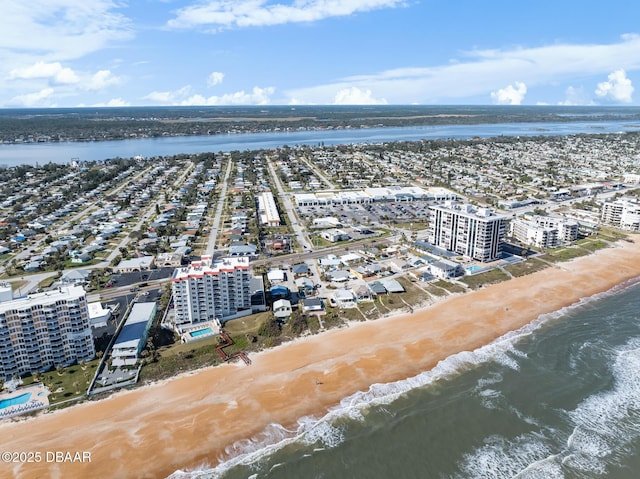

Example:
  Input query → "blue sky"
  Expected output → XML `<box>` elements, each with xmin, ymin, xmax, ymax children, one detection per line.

<box><xmin>2</xmin><ymin>0</ymin><xmax>640</xmax><ymax>107</ymax></box>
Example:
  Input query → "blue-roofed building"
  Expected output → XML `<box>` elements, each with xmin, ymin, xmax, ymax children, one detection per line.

<box><xmin>111</xmin><ymin>302</ymin><xmax>157</xmax><ymax>367</ymax></box>
<box><xmin>270</xmin><ymin>284</ymin><xmax>290</xmax><ymax>301</ymax></box>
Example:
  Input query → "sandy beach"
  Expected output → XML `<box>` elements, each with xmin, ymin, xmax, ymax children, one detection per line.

<box><xmin>2</xmin><ymin>239</ymin><xmax>640</xmax><ymax>479</ymax></box>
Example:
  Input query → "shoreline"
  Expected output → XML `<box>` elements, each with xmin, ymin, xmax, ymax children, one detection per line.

<box><xmin>3</xmin><ymin>239</ymin><xmax>640</xmax><ymax>479</ymax></box>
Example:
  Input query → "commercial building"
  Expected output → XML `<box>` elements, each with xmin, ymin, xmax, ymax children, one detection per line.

<box><xmin>0</xmin><ymin>285</ymin><xmax>95</xmax><ymax>380</ymax></box>
<box><xmin>114</xmin><ymin>255</ymin><xmax>155</xmax><ymax>273</ymax></box>
<box><xmin>257</xmin><ymin>191</ymin><xmax>281</xmax><ymax>227</ymax></box>
<box><xmin>111</xmin><ymin>302</ymin><xmax>156</xmax><ymax>367</ymax></box>
<box><xmin>171</xmin><ymin>255</ymin><xmax>252</xmax><ymax>329</ymax></box>
<box><xmin>428</xmin><ymin>201</ymin><xmax>506</xmax><ymax>262</ymax></box>
<box><xmin>294</xmin><ymin>186</ymin><xmax>459</xmax><ymax>206</ymax></box>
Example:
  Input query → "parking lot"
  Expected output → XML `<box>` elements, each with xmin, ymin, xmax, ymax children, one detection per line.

<box><xmin>105</xmin><ymin>267</ymin><xmax>175</xmax><ymax>288</ymax></box>
<box><xmin>297</xmin><ymin>200</ymin><xmax>432</xmax><ymax>228</ymax></box>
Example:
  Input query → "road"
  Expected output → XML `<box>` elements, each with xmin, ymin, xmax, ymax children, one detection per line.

<box><xmin>265</xmin><ymin>155</ymin><xmax>313</xmax><ymax>251</ymax></box>
<box><xmin>205</xmin><ymin>158</ymin><xmax>233</xmax><ymax>257</ymax></box>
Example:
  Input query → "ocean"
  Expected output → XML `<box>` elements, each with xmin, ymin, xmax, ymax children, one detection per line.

<box><xmin>170</xmin><ymin>280</ymin><xmax>640</xmax><ymax>479</ymax></box>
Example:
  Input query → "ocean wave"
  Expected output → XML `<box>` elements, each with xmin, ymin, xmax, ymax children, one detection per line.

<box><xmin>561</xmin><ymin>336</ymin><xmax>640</xmax><ymax>475</ymax></box>
<box><xmin>167</xmin><ymin>280</ymin><xmax>640</xmax><ymax>479</ymax></box>
<box><xmin>452</xmin><ymin>336</ymin><xmax>640</xmax><ymax>479</ymax></box>
<box><xmin>454</xmin><ymin>433</ymin><xmax>557</xmax><ymax>479</ymax></box>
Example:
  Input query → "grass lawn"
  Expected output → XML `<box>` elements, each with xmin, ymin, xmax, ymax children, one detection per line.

<box><xmin>504</xmin><ymin>257</ymin><xmax>550</xmax><ymax>277</ymax></box>
<box><xmin>460</xmin><ymin>268</ymin><xmax>510</xmax><ymax>290</ymax></box>
<box><xmin>392</xmin><ymin>221</ymin><xmax>427</xmax><ymax>231</ymax></box>
<box><xmin>539</xmin><ymin>246</ymin><xmax>591</xmax><ymax>263</ymax></box>
<box><xmin>224</xmin><ymin>311</ymin><xmax>271</xmax><ymax>336</ymax></box>
<box><xmin>423</xmin><ymin>283</ymin><xmax>450</xmax><ymax>297</ymax></box>
<box><xmin>8</xmin><ymin>279</ymin><xmax>28</xmax><ymax>291</ymax></box>
<box><xmin>338</xmin><ymin>306</ymin><xmax>366</xmax><ymax>322</ymax></box>
<box><xmin>22</xmin><ymin>359</ymin><xmax>100</xmax><ymax>405</ymax></box>
<box><xmin>396</xmin><ymin>277</ymin><xmax>431</xmax><ymax>307</ymax></box>
<box><xmin>38</xmin><ymin>275</ymin><xmax>58</xmax><ymax>289</ymax></box>
<box><xmin>140</xmin><ymin>311</ymin><xmax>277</xmax><ymax>383</ymax></box>
<box><xmin>575</xmin><ymin>239</ymin><xmax>610</xmax><ymax>252</ymax></box>
<box><xmin>432</xmin><ymin>279</ymin><xmax>467</xmax><ymax>294</ymax></box>
<box><xmin>322</xmin><ymin>308</ymin><xmax>348</xmax><ymax>329</ymax></box>
<box><xmin>140</xmin><ymin>343</ymin><xmax>223</xmax><ymax>383</ymax></box>
<box><xmin>62</xmin><ymin>259</ymin><xmax>101</xmax><ymax>268</ymax></box>
<box><xmin>358</xmin><ymin>303</ymin><xmax>382</xmax><ymax>319</ymax></box>
<box><xmin>594</xmin><ymin>227</ymin><xmax>628</xmax><ymax>241</ymax></box>
<box><xmin>377</xmin><ymin>294</ymin><xmax>407</xmax><ymax>312</ymax></box>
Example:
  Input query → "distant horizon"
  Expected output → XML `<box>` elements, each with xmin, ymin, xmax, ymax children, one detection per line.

<box><xmin>2</xmin><ymin>104</ymin><xmax>640</xmax><ymax>113</ymax></box>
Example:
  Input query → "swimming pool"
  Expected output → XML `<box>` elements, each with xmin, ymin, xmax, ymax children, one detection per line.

<box><xmin>0</xmin><ymin>392</ymin><xmax>31</xmax><ymax>410</ymax></box>
<box><xmin>189</xmin><ymin>327</ymin><xmax>214</xmax><ymax>338</ymax></box>
<box><xmin>466</xmin><ymin>265</ymin><xmax>483</xmax><ymax>273</ymax></box>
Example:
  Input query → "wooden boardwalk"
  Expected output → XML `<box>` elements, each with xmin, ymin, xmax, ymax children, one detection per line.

<box><xmin>215</xmin><ymin>330</ymin><xmax>251</xmax><ymax>365</ymax></box>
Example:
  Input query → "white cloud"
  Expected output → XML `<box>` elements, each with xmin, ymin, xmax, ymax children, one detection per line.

<box><xmin>181</xmin><ymin>87</ymin><xmax>275</xmax><ymax>105</ymax></box>
<box><xmin>490</xmin><ymin>82</ymin><xmax>527</xmax><ymax>105</ymax></box>
<box><xmin>285</xmin><ymin>34</ymin><xmax>640</xmax><ymax>104</ymax></box>
<box><xmin>8</xmin><ymin>88</ymin><xmax>55</xmax><ymax>107</ymax></box>
<box><xmin>143</xmin><ymin>85</ymin><xmax>274</xmax><ymax>105</ymax></box>
<box><xmin>595</xmin><ymin>69</ymin><xmax>634</xmax><ymax>103</ymax></box>
<box><xmin>0</xmin><ymin>2</ymin><xmax>131</xmax><ymax>107</ymax></box>
<box><xmin>556</xmin><ymin>86</ymin><xmax>595</xmax><ymax>106</ymax></box>
<box><xmin>9</xmin><ymin>61</ymin><xmax>79</xmax><ymax>84</ymax></box>
<box><xmin>91</xmin><ymin>98</ymin><xmax>131</xmax><ymax>107</ymax></box>
<box><xmin>143</xmin><ymin>86</ymin><xmax>194</xmax><ymax>103</ymax></box>
<box><xmin>207</xmin><ymin>71</ymin><xmax>225</xmax><ymax>87</ymax></box>
<box><xmin>168</xmin><ymin>0</ymin><xmax>406</xmax><ymax>30</ymax></box>
<box><xmin>86</xmin><ymin>70</ymin><xmax>122</xmax><ymax>90</ymax></box>
<box><xmin>333</xmin><ymin>87</ymin><xmax>387</xmax><ymax>105</ymax></box>
<box><xmin>0</xmin><ymin>1</ymin><xmax>132</xmax><ymax>62</ymax></box>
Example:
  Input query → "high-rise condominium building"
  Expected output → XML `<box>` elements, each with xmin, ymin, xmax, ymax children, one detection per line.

<box><xmin>0</xmin><ymin>285</ymin><xmax>95</xmax><ymax>380</ymax></box>
<box><xmin>601</xmin><ymin>197</ymin><xmax>640</xmax><ymax>231</ymax></box>
<box><xmin>171</xmin><ymin>255</ymin><xmax>252</xmax><ymax>328</ymax></box>
<box><xmin>428</xmin><ymin>201</ymin><xmax>506</xmax><ymax>262</ymax></box>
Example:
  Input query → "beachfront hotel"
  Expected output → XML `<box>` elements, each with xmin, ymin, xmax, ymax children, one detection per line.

<box><xmin>0</xmin><ymin>285</ymin><xmax>95</xmax><ymax>380</ymax></box>
<box><xmin>427</xmin><ymin>201</ymin><xmax>506</xmax><ymax>262</ymax></box>
<box><xmin>171</xmin><ymin>255</ymin><xmax>252</xmax><ymax>328</ymax></box>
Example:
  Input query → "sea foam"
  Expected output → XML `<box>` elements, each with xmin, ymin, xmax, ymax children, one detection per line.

<box><xmin>452</xmin><ymin>330</ymin><xmax>640</xmax><ymax>478</ymax></box>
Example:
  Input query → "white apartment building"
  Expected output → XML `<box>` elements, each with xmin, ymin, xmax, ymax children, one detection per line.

<box><xmin>510</xmin><ymin>219</ymin><xmax>558</xmax><ymax>249</ymax></box>
<box><xmin>428</xmin><ymin>201</ymin><xmax>506</xmax><ymax>262</ymax></box>
<box><xmin>0</xmin><ymin>285</ymin><xmax>95</xmax><ymax>380</ymax></box>
<box><xmin>623</xmin><ymin>173</ymin><xmax>640</xmax><ymax>184</ymax></box>
<box><xmin>534</xmin><ymin>216</ymin><xmax>579</xmax><ymax>243</ymax></box>
<box><xmin>601</xmin><ymin>198</ymin><xmax>640</xmax><ymax>231</ymax></box>
<box><xmin>171</xmin><ymin>255</ymin><xmax>252</xmax><ymax>328</ymax></box>
<box><xmin>511</xmin><ymin>215</ymin><xmax>579</xmax><ymax>248</ymax></box>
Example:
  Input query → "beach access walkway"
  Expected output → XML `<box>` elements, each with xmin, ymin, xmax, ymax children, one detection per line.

<box><xmin>215</xmin><ymin>330</ymin><xmax>252</xmax><ymax>365</ymax></box>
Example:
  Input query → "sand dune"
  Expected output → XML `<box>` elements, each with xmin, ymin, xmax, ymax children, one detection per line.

<box><xmin>2</xmin><ymin>239</ymin><xmax>640</xmax><ymax>479</ymax></box>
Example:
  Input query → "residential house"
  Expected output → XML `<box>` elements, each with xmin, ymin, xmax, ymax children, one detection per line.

<box><xmin>333</xmin><ymin>289</ymin><xmax>357</xmax><ymax>308</ymax></box>
<box><xmin>430</xmin><ymin>259</ymin><xmax>464</xmax><ymax>279</ymax></box>
<box><xmin>273</xmin><ymin>299</ymin><xmax>293</xmax><ymax>319</ymax></box>
<box><xmin>302</xmin><ymin>297</ymin><xmax>324</xmax><ymax>315</ymax></box>
<box><xmin>291</xmin><ymin>263</ymin><xmax>311</xmax><ymax>277</ymax></box>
